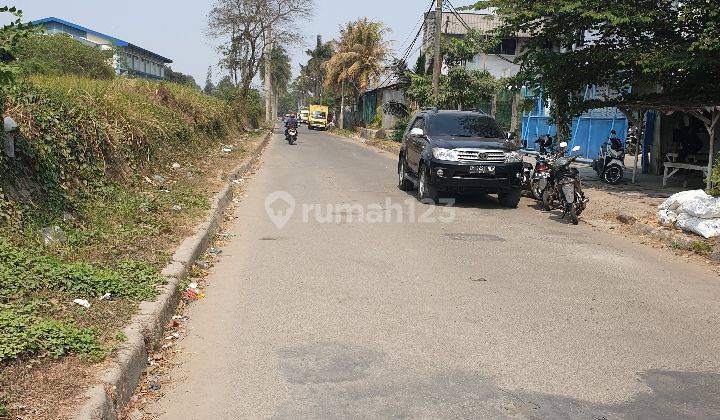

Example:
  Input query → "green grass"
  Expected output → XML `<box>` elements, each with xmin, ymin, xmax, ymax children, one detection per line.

<box><xmin>690</xmin><ymin>241</ymin><xmax>713</xmax><ymax>255</ymax></box>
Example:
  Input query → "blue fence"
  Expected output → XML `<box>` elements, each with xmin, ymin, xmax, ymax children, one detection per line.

<box><xmin>520</xmin><ymin>88</ymin><xmax>629</xmax><ymax>160</ymax></box>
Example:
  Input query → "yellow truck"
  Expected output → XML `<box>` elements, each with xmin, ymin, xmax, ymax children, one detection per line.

<box><xmin>308</xmin><ymin>105</ymin><xmax>329</xmax><ymax>130</ymax></box>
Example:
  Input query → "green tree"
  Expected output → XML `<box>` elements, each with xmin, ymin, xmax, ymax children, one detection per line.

<box><xmin>203</xmin><ymin>66</ymin><xmax>215</xmax><ymax>94</ymax></box>
<box><xmin>164</xmin><ymin>66</ymin><xmax>200</xmax><ymax>89</ymax></box>
<box><xmin>472</xmin><ymin>0</ymin><xmax>720</xmax><ymax>139</ymax></box>
<box><xmin>0</xmin><ymin>6</ymin><xmax>34</xmax><ymax>86</ymax></box>
<box><xmin>324</xmin><ymin>18</ymin><xmax>390</xmax><ymax>96</ymax></box>
<box><xmin>260</xmin><ymin>45</ymin><xmax>292</xmax><ymax>96</ymax></box>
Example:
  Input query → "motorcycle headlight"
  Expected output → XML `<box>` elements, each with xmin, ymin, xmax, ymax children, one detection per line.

<box><xmin>432</xmin><ymin>147</ymin><xmax>459</xmax><ymax>162</ymax></box>
<box><xmin>505</xmin><ymin>151</ymin><xmax>523</xmax><ymax>163</ymax></box>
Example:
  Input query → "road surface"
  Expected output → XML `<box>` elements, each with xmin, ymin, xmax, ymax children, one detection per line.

<box><xmin>144</xmin><ymin>126</ymin><xmax>720</xmax><ymax>419</ymax></box>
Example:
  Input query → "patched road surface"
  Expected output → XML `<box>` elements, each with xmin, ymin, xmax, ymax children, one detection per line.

<box><xmin>144</xmin><ymin>127</ymin><xmax>720</xmax><ymax>419</ymax></box>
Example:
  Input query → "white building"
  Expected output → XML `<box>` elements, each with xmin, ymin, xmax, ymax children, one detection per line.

<box><xmin>422</xmin><ymin>10</ymin><xmax>530</xmax><ymax>79</ymax></box>
<box><xmin>33</xmin><ymin>17</ymin><xmax>172</xmax><ymax>80</ymax></box>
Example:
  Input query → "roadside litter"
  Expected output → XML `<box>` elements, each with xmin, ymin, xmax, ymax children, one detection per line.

<box><xmin>208</xmin><ymin>247</ymin><xmax>222</xmax><ymax>255</ymax></box>
<box><xmin>185</xmin><ymin>282</ymin><xmax>205</xmax><ymax>301</ymax></box>
<box><xmin>39</xmin><ymin>226</ymin><xmax>67</xmax><ymax>246</ymax></box>
<box><xmin>73</xmin><ymin>298</ymin><xmax>91</xmax><ymax>309</ymax></box>
<box><xmin>658</xmin><ymin>190</ymin><xmax>720</xmax><ymax>238</ymax></box>
<box><xmin>99</xmin><ymin>293</ymin><xmax>112</xmax><ymax>301</ymax></box>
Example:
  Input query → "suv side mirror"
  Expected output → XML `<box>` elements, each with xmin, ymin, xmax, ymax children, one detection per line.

<box><xmin>410</xmin><ymin>127</ymin><xmax>425</xmax><ymax>137</ymax></box>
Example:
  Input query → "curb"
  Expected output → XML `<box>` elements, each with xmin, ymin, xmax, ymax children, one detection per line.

<box><xmin>73</xmin><ymin>130</ymin><xmax>273</xmax><ymax>420</ymax></box>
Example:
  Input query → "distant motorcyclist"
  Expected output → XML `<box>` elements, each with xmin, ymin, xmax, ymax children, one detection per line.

<box><xmin>285</xmin><ymin>113</ymin><xmax>298</xmax><ymax>139</ymax></box>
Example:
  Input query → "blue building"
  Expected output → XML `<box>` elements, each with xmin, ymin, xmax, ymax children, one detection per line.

<box><xmin>32</xmin><ymin>17</ymin><xmax>172</xmax><ymax>80</ymax></box>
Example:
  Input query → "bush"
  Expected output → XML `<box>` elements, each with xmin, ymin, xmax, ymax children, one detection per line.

<box><xmin>391</xmin><ymin>116</ymin><xmax>410</xmax><ymax>142</ymax></box>
<box><xmin>0</xmin><ymin>305</ymin><xmax>104</xmax><ymax>362</ymax></box>
<box><xmin>15</xmin><ymin>34</ymin><xmax>115</xmax><ymax>79</ymax></box>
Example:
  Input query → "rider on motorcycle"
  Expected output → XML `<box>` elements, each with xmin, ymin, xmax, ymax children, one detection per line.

<box><xmin>285</xmin><ymin>113</ymin><xmax>299</xmax><ymax>139</ymax></box>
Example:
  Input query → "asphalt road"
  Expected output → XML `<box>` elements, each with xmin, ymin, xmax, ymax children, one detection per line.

<box><xmin>145</xmin><ymin>126</ymin><xmax>720</xmax><ymax>419</ymax></box>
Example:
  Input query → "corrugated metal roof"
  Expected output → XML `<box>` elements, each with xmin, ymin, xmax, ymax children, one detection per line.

<box><xmin>424</xmin><ymin>12</ymin><xmax>531</xmax><ymax>37</ymax></box>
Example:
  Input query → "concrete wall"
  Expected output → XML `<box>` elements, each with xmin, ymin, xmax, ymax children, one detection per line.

<box><xmin>379</xmin><ymin>89</ymin><xmax>406</xmax><ymax>130</ymax></box>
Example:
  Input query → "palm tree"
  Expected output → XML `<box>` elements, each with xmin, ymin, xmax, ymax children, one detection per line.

<box><xmin>324</xmin><ymin>18</ymin><xmax>390</xmax><ymax>128</ymax></box>
<box><xmin>260</xmin><ymin>45</ymin><xmax>292</xmax><ymax>118</ymax></box>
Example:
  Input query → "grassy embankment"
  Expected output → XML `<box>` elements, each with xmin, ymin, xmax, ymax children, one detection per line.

<box><xmin>0</xmin><ymin>74</ymin><xmax>260</xmax><ymax>416</ymax></box>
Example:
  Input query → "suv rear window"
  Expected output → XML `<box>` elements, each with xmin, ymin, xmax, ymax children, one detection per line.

<box><xmin>428</xmin><ymin>114</ymin><xmax>504</xmax><ymax>139</ymax></box>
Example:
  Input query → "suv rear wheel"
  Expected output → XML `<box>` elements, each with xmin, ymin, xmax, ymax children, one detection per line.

<box><xmin>499</xmin><ymin>188</ymin><xmax>521</xmax><ymax>208</ymax></box>
<box><xmin>418</xmin><ymin>163</ymin><xmax>439</xmax><ymax>203</ymax></box>
<box><xmin>398</xmin><ymin>157</ymin><xmax>414</xmax><ymax>191</ymax></box>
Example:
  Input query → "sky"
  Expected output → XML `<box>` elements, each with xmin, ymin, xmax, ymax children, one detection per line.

<box><xmin>5</xmin><ymin>0</ymin><xmax>445</xmax><ymax>86</ymax></box>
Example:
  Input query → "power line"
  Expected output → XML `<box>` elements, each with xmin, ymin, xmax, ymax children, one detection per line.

<box><xmin>376</xmin><ymin>0</ymin><xmax>435</xmax><ymax>89</ymax></box>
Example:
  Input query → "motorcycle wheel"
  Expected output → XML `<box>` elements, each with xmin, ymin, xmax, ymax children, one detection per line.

<box><xmin>530</xmin><ymin>180</ymin><xmax>542</xmax><ymax>200</ymax></box>
<box><xmin>568</xmin><ymin>204</ymin><xmax>579</xmax><ymax>225</ymax></box>
<box><xmin>541</xmin><ymin>188</ymin><xmax>554</xmax><ymax>211</ymax></box>
<box><xmin>603</xmin><ymin>166</ymin><xmax>623</xmax><ymax>185</ymax></box>
<box><xmin>575</xmin><ymin>191</ymin><xmax>586</xmax><ymax>216</ymax></box>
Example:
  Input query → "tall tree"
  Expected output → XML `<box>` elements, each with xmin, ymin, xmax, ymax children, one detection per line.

<box><xmin>207</xmin><ymin>0</ymin><xmax>308</xmax><ymax>99</ymax></box>
<box><xmin>203</xmin><ymin>66</ymin><xmax>215</xmax><ymax>94</ymax></box>
<box><xmin>260</xmin><ymin>44</ymin><xmax>292</xmax><ymax>117</ymax></box>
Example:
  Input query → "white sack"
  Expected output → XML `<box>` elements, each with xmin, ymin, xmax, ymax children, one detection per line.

<box><xmin>675</xmin><ymin>213</ymin><xmax>720</xmax><ymax>239</ymax></box>
<box><xmin>657</xmin><ymin>209</ymin><xmax>678</xmax><ymax>226</ymax></box>
<box><xmin>659</xmin><ymin>190</ymin><xmax>711</xmax><ymax>211</ymax></box>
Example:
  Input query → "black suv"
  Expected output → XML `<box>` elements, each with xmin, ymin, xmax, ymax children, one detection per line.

<box><xmin>397</xmin><ymin>110</ymin><xmax>524</xmax><ymax>207</ymax></box>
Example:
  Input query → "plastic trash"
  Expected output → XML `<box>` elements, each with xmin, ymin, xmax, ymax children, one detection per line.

<box><xmin>73</xmin><ymin>299</ymin><xmax>91</xmax><ymax>309</ymax></box>
<box><xmin>99</xmin><ymin>293</ymin><xmax>112</xmax><ymax>301</ymax></box>
<box><xmin>171</xmin><ymin>162</ymin><xmax>181</xmax><ymax>169</ymax></box>
<box><xmin>172</xmin><ymin>204</ymin><xmax>182</xmax><ymax>212</ymax></box>
<box><xmin>39</xmin><ymin>226</ymin><xmax>67</xmax><ymax>246</ymax></box>
<box><xmin>222</xmin><ymin>147</ymin><xmax>233</xmax><ymax>153</ymax></box>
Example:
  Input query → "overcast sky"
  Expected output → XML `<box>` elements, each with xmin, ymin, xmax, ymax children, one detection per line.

<box><xmin>6</xmin><ymin>0</ymin><xmax>449</xmax><ymax>86</ymax></box>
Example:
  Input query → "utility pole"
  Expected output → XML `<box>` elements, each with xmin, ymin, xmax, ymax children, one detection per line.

<box><xmin>339</xmin><ymin>65</ymin><xmax>346</xmax><ymax>130</ymax></box>
<box><xmin>432</xmin><ymin>0</ymin><xmax>443</xmax><ymax>105</ymax></box>
<box><xmin>264</xmin><ymin>26</ymin><xmax>273</xmax><ymax>125</ymax></box>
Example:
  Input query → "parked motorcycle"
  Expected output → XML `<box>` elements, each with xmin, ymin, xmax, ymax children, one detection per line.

<box><xmin>286</xmin><ymin>128</ymin><xmax>298</xmax><ymax>145</ymax></box>
<box><xmin>592</xmin><ymin>131</ymin><xmax>625</xmax><ymax>184</ymax></box>
<box><xmin>541</xmin><ymin>142</ymin><xmax>588</xmax><ymax>225</ymax></box>
<box><xmin>522</xmin><ymin>135</ymin><xmax>556</xmax><ymax>200</ymax></box>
